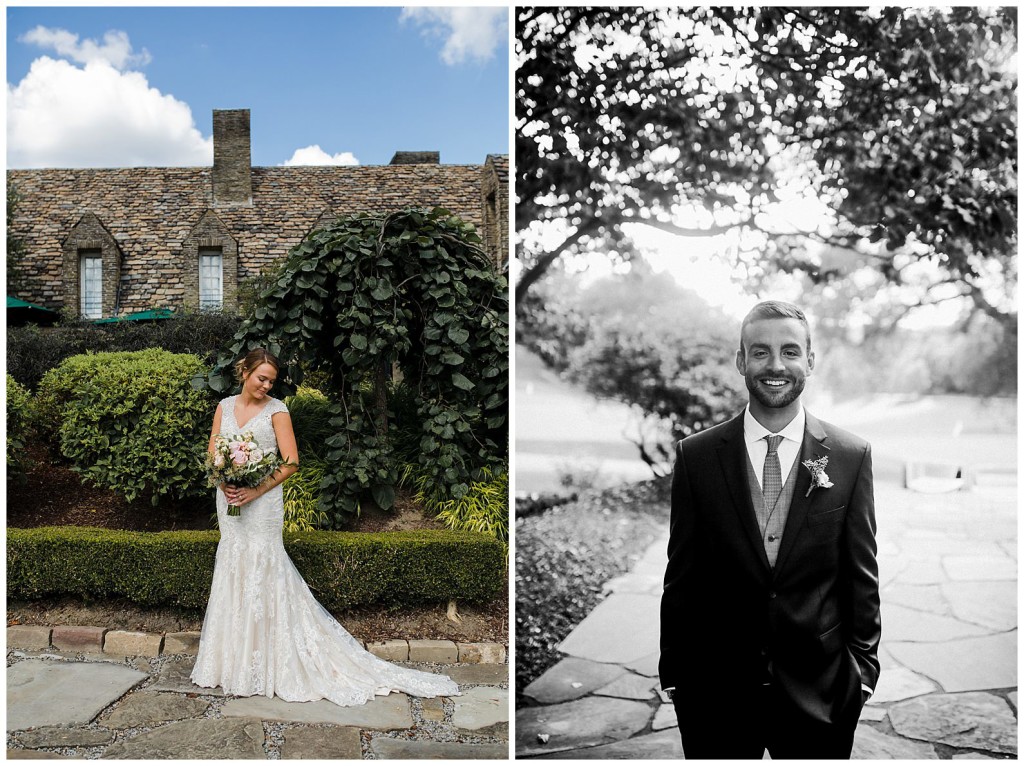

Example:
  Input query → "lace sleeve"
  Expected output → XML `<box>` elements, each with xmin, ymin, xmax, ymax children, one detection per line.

<box><xmin>269</xmin><ymin>397</ymin><xmax>290</xmax><ymax>416</ymax></box>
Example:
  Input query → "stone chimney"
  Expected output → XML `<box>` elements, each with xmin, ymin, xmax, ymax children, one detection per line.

<box><xmin>212</xmin><ymin>109</ymin><xmax>252</xmax><ymax>206</ymax></box>
<box><xmin>389</xmin><ymin>151</ymin><xmax>440</xmax><ymax>165</ymax></box>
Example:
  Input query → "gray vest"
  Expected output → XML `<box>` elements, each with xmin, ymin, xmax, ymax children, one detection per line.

<box><xmin>744</xmin><ymin>447</ymin><xmax>800</xmax><ymax>568</ymax></box>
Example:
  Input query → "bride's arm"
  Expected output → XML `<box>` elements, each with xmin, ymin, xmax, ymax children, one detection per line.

<box><xmin>208</xmin><ymin>403</ymin><xmax>223</xmax><ymax>456</ymax></box>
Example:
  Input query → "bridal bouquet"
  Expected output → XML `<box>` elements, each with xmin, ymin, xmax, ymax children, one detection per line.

<box><xmin>204</xmin><ymin>431</ymin><xmax>292</xmax><ymax>516</ymax></box>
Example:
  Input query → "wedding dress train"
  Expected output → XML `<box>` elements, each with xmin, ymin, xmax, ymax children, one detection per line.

<box><xmin>191</xmin><ymin>395</ymin><xmax>459</xmax><ymax>706</ymax></box>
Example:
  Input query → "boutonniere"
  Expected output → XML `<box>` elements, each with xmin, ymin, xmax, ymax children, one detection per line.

<box><xmin>802</xmin><ymin>456</ymin><xmax>833</xmax><ymax>497</ymax></box>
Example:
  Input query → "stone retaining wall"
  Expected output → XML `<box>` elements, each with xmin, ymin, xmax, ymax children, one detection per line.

<box><xmin>7</xmin><ymin>624</ymin><xmax>506</xmax><ymax>664</ymax></box>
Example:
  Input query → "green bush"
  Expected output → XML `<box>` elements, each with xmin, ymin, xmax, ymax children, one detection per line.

<box><xmin>7</xmin><ymin>375</ymin><xmax>32</xmax><ymax>480</ymax></box>
<box><xmin>283</xmin><ymin>454</ymin><xmax>330</xmax><ymax>532</ymax></box>
<box><xmin>36</xmin><ymin>350</ymin><xmax>217</xmax><ymax>504</ymax></box>
<box><xmin>7</xmin><ymin>527</ymin><xmax>505</xmax><ymax>610</ymax></box>
<box><xmin>8</xmin><ymin>312</ymin><xmax>242</xmax><ymax>391</ymax></box>
<box><xmin>412</xmin><ymin>466</ymin><xmax>508</xmax><ymax>548</ymax></box>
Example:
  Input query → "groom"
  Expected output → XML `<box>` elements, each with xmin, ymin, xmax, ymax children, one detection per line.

<box><xmin>659</xmin><ymin>300</ymin><xmax>880</xmax><ymax>759</ymax></box>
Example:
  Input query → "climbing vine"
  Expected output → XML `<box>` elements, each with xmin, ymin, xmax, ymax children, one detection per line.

<box><xmin>196</xmin><ymin>208</ymin><xmax>508</xmax><ymax>525</ymax></box>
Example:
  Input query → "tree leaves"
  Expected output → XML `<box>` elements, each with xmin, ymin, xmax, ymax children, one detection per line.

<box><xmin>196</xmin><ymin>207</ymin><xmax>509</xmax><ymax>523</ymax></box>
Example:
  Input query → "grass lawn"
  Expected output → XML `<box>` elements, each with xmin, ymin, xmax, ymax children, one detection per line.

<box><xmin>515</xmin><ymin>476</ymin><xmax>671</xmax><ymax>705</ymax></box>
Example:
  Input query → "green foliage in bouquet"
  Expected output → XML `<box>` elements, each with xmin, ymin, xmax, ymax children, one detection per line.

<box><xmin>36</xmin><ymin>349</ymin><xmax>217</xmax><ymax>504</ymax></box>
<box><xmin>194</xmin><ymin>208</ymin><xmax>509</xmax><ymax>527</ymax></box>
<box><xmin>7</xmin><ymin>374</ymin><xmax>33</xmax><ymax>481</ymax></box>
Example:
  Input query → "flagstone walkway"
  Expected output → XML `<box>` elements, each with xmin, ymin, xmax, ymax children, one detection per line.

<box><xmin>517</xmin><ymin>481</ymin><xmax>1017</xmax><ymax>759</ymax></box>
<box><xmin>8</xmin><ymin>647</ymin><xmax>508</xmax><ymax>759</ymax></box>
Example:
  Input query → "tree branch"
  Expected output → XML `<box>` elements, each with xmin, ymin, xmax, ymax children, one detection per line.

<box><xmin>515</xmin><ymin>220</ymin><xmax>601</xmax><ymax>305</ymax></box>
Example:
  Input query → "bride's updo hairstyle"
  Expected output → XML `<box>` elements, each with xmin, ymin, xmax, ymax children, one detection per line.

<box><xmin>233</xmin><ymin>348</ymin><xmax>282</xmax><ymax>384</ymax></box>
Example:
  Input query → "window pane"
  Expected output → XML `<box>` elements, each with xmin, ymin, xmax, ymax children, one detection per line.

<box><xmin>199</xmin><ymin>251</ymin><xmax>222</xmax><ymax>310</ymax></box>
<box><xmin>80</xmin><ymin>251</ymin><xmax>102</xmax><ymax>319</ymax></box>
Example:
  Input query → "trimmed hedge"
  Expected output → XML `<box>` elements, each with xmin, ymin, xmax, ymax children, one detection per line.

<box><xmin>8</xmin><ymin>312</ymin><xmax>243</xmax><ymax>391</ymax></box>
<box><xmin>7</xmin><ymin>527</ymin><xmax>504</xmax><ymax>610</ymax></box>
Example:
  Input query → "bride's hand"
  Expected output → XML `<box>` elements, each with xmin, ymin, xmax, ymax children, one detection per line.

<box><xmin>224</xmin><ymin>485</ymin><xmax>260</xmax><ymax>507</ymax></box>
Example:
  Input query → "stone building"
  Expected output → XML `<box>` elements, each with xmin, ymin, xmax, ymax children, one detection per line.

<box><xmin>7</xmin><ymin>109</ymin><xmax>509</xmax><ymax>319</ymax></box>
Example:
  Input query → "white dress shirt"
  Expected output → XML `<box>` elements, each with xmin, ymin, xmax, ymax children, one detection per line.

<box><xmin>743</xmin><ymin>405</ymin><xmax>804</xmax><ymax>487</ymax></box>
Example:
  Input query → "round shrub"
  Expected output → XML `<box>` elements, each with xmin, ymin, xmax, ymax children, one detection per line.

<box><xmin>36</xmin><ymin>349</ymin><xmax>217</xmax><ymax>504</ymax></box>
<box><xmin>7</xmin><ymin>374</ymin><xmax>32</xmax><ymax>480</ymax></box>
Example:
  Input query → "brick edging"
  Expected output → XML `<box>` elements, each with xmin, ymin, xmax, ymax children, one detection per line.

<box><xmin>6</xmin><ymin>624</ymin><xmax>507</xmax><ymax>664</ymax></box>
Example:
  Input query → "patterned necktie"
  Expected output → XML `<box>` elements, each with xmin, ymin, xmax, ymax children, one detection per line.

<box><xmin>763</xmin><ymin>435</ymin><xmax>783</xmax><ymax>512</ymax></box>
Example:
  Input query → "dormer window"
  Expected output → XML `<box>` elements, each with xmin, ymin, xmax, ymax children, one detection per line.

<box><xmin>79</xmin><ymin>249</ymin><xmax>102</xmax><ymax>319</ymax></box>
<box><xmin>199</xmin><ymin>247</ymin><xmax>223</xmax><ymax>310</ymax></box>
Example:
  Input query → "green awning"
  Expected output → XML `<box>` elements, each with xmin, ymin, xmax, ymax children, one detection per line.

<box><xmin>7</xmin><ymin>296</ymin><xmax>57</xmax><ymax>312</ymax></box>
<box><xmin>93</xmin><ymin>308</ymin><xmax>176</xmax><ymax>324</ymax></box>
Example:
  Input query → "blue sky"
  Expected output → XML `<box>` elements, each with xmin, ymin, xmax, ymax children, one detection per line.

<box><xmin>7</xmin><ymin>7</ymin><xmax>509</xmax><ymax>168</ymax></box>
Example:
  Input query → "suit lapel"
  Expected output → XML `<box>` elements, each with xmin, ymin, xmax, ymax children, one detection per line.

<box><xmin>773</xmin><ymin>410</ymin><xmax>830</xmax><ymax>577</ymax></box>
<box><xmin>715</xmin><ymin>412</ymin><xmax>771</xmax><ymax>573</ymax></box>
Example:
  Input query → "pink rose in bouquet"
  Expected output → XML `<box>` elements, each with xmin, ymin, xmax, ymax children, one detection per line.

<box><xmin>203</xmin><ymin>430</ymin><xmax>295</xmax><ymax>516</ymax></box>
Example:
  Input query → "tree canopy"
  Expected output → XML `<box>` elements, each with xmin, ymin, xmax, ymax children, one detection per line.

<box><xmin>516</xmin><ymin>7</ymin><xmax>1017</xmax><ymax>329</ymax></box>
<box><xmin>197</xmin><ymin>208</ymin><xmax>509</xmax><ymax>522</ymax></box>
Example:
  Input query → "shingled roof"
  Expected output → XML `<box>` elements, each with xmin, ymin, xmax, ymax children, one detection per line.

<box><xmin>8</xmin><ymin>111</ymin><xmax>507</xmax><ymax>318</ymax></box>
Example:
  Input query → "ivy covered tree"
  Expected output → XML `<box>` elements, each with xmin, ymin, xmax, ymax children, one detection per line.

<box><xmin>196</xmin><ymin>208</ymin><xmax>508</xmax><ymax>524</ymax></box>
<box><xmin>517</xmin><ymin>7</ymin><xmax>1016</xmax><ymax>331</ymax></box>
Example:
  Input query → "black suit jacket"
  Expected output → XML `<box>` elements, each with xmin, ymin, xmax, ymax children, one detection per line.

<box><xmin>659</xmin><ymin>409</ymin><xmax>881</xmax><ymax>724</ymax></box>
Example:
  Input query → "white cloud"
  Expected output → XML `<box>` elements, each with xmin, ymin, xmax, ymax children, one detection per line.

<box><xmin>281</xmin><ymin>145</ymin><xmax>360</xmax><ymax>166</ymax></box>
<box><xmin>400</xmin><ymin>7</ymin><xmax>508</xmax><ymax>65</ymax></box>
<box><xmin>7</xmin><ymin>56</ymin><xmax>212</xmax><ymax>168</ymax></box>
<box><xmin>19</xmin><ymin>26</ymin><xmax>152</xmax><ymax>70</ymax></box>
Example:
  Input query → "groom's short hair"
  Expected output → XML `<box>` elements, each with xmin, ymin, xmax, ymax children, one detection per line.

<box><xmin>739</xmin><ymin>300</ymin><xmax>812</xmax><ymax>356</ymax></box>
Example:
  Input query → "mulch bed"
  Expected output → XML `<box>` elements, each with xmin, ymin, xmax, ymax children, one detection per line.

<box><xmin>515</xmin><ymin>476</ymin><xmax>672</xmax><ymax>706</ymax></box>
<box><xmin>7</xmin><ymin>445</ymin><xmax>504</xmax><ymax>644</ymax></box>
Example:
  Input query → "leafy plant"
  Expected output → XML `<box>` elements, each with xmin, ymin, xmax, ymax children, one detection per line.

<box><xmin>7</xmin><ymin>374</ymin><xmax>33</xmax><ymax>481</ymax></box>
<box><xmin>411</xmin><ymin>466</ymin><xmax>508</xmax><ymax>549</ymax></box>
<box><xmin>37</xmin><ymin>350</ymin><xmax>217</xmax><ymax>504</ymax></box>
<box><xmin>282</xmin><ymin>455</ymin><xmax>330</xmax><ymax>532</ymax></box>
<box><xmin>196</xmin><ymin>207</ymin><xmax>509</xmax><ymax>526</ymax></box>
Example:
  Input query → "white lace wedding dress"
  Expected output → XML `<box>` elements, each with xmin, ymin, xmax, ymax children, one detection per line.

<box><xmin>190</xmin><ymin>394</ymin><xmax>460</xmax><ymax>706</ymax></box>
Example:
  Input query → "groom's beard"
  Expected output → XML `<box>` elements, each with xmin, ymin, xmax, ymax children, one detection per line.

<box><xmin>745</xmin><ymin>373</ymin><xmax>806</xmax><ymax>409</ymax></box>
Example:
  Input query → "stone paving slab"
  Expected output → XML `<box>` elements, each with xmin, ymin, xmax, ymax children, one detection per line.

<box><xmin>943</xmin><ymin>555</ymin><xmax>1016</xmax><ymax>581</ymax></box>
<box><xmin>516</xmin><ymin>697</ymin><xmax>651</xmax><ymax>757</ymax></box>
<box><xmin>652</xmin><ymin>703</ymin><xmax>677</xmax><ymax>731</ymax></box>
<box><xmin>221</xmin><ymin>692</ymin><xmax>414</xmax><ymax>729</ymax></box>
<box><xmin>16</xmin><ymin>726</ymin><xmax>114</xmax><ymax>748</ymax></box>
<box><xmin>50</xmin><ymin>626</ymin><xmax>106</xmax><ymax>653</ymax></box>
<box><xmin>623</xmin><ymin>651</ymin><xmax>660</xmax><ymax>678</ymax></box>
<box><xmin>522</xmin><ymin>656</ymin><xmax>624</xmax><ymax>704</ymax></box>
<box><xmin>458</xmin><ymin>642</ymin><xmax>506</xmax><ymax>664</ymax></box>
<box><xmin>280</xmin><ymin>726</ymin><xmax>362</xmax><ymax>759</ymax></box>
<box><xmin>881</xmin><ymin>603</ymin><xmax>991</xmax><ymax>642</ymax></box>
<box><xmin>860</xmin><ymin>706</ymin><xmax>888</xmax><ymax>722</ymax></box>
<box><xmin>147</xmin><ymin>657</ymin><xmax>225</xmax><ymax>696</ymax></box>
<box><xmin>870</xmin><ymin>666</ymin><xmax>940</xmax><ymax>703</ymax></box>
<box><xmin>445</xmin><ymin>663</ymin><xmax>507</xmax><ymax>686</ymax></box>
<box><xmin>852</xmin><ymin>723</ymin><xmax>938</xmax><ymax>758</ymax></box>
<box><xmin>886</xmin><ymin>631</ymin><xmax>1017</xmax><ymax>693</ymax></box>
<box><xmin>453</xmin><ymin>686</ymin><xmax>508</xmax><ymax>731</ymax></box>
<box><xmin>7</xmin><ymin>750</ymin><xmax>73</xmax><ymax>759</ymax></box>
<box><xmin>367</xmin><ymin>639</ymin><xmax>408</xmax><ymax>662</ymax></box>
<box><xmin>103</xmin><ymin>630</ymin><xmax>164</xmax><ymax>658</ymax></box>
<box><xmin>369</xmin><ymin>739</ymin><xmax>508</xmax><ymax>759</ymax></box>
<box><xmin>162</xmin><ymin>631</ymin><xmax>201</xmax><ymax>655</ymax></box>
<box><xmin>942</xmin><ymin>581</ymin><xmax>1017</xmax><ymax>631</ymax></box>
<box><xmin>100</xmin><ymin>690</ymin><xmax>210</xmax><ymax>728</ymax></box>
<box><xmin>889</xmin><ymin>692</ymin><xmax>1017</xmax><ymax>755</ymax></box>
<box><xmin>102</xmin><ymin>717</ymin><xmax>266</xmax><ymax>759</ymax></box>
<box><xmin>409</xmin><ymin>639</ymin><xmax>458</xmax><ymax>663</ymax></box>
<box><xmin>8</xmin><ymin>660</ymin><xmax>147</xmax><ymax>731</ymax></box>
<box><xmin>558</xmin><ymin>592</ymin><xmax>660</xmax><ymax>664</ymax></box>
<box><xmin>8</xmin><ymin>625</ymin><xmax>53</xmax><ymax>650</ymax></box>
<box><xmin>543</xmin><ymin>728</ymin><xmax>684</xmax><ymax>759</ymax></box>
<box><xmin>592</xmin><ymin>670</ymin><xmax>658</xmax><ymax>700</ymax></box>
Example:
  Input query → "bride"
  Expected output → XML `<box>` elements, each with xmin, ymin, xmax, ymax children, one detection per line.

<box><xmin>190</xmin><ymin>348</ymin><xmax>460</xmax><ymax>705</ymax></box>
